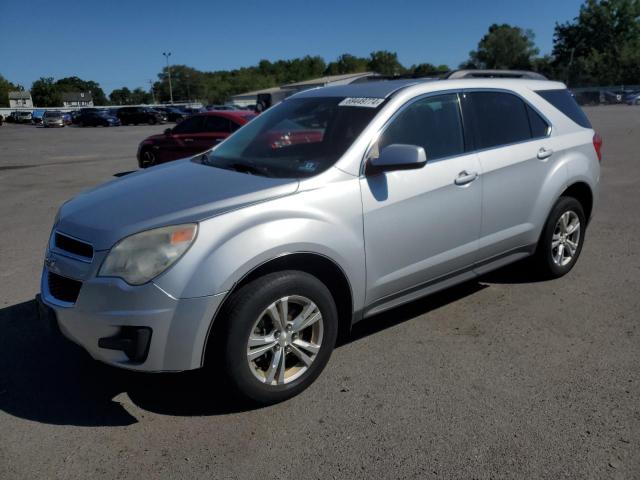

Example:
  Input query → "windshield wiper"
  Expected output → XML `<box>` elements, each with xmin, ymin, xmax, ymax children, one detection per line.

<box><xmin>198</xmin><ymin>153</ymin><xmax>273</xmax><ymax>177</ymax></box>
<box><xmin>226</xmin><ymin>162</ymin><xmax>273</xmax><ymax>177</ymax></box>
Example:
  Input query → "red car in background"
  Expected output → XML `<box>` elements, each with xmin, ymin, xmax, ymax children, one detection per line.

<box><xmin>137</xmin><ymin>110</ymin><xmax>256</xmax><ymax>168</ymax></box>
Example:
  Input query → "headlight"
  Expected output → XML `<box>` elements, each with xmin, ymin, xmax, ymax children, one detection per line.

<box><xmin>99</xmin><ymin>224</ymin><xmax>197</xmax><ymax>285</ymax></box>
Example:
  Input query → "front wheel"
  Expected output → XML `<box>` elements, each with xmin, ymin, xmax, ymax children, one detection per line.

<box><xmin>213</xmin><ymin>271</ymin><xmax>338</xmax><ymax>405</ymax></box>
<box><xmin>534</xmin><ymin>196</ymin><xmax>586</xmax><ymax>278</ymax></box>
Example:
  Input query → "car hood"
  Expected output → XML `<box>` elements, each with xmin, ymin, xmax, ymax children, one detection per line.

<box><xmin>56</xmin><ymin>159</ymin><xmax>299</xmax><ymax>250</ymax></box>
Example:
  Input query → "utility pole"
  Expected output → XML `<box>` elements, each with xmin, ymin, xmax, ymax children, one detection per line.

<box><xmin>185</xmin><ymin>73</ymin><xmax>191</xmax><ymax>104</ymax></box>
<box><xmin>149</xmin><ymin>80</ymin><xmax>156</xmax><ymax>105</ymax></box>
<box><xmin>162</xmin><ymin>52</ymin><xmax>173</xmax><ymax>104</ymax></box>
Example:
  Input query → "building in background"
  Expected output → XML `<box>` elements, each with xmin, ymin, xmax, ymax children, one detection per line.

<box><xmin>229</xmin><ymin>72</ymin><xmax>377</xmax><ymax>107</ymax></box>
<box><xmin>8</xmin><ymin>91</ymin><xmax>33</xmax><ymax>109</ymax></box>
<box><xmin>62</xmin><ymin>92</ymin><xmax>94</xmax><ymax>108</ymax></box>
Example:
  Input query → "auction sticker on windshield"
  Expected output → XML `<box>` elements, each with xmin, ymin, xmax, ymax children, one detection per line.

<box><xmin>338</xmin><ymin>97</ymin><xmax>385</xmax><ymax>108</ymax></box>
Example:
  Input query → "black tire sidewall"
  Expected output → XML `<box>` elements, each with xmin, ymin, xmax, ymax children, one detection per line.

<box><xmin>538</xmin><ymin>196</ymin><xmax>586</xmax><ymax>278</ymax></box>
<box><xmin>221</xmin><ymin>271</ymin><xmax>338</xmax><ymax>404</ymax></box>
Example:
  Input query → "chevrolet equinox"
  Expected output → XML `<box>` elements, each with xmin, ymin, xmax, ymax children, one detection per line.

<box><xmin>39</xmin><ymin>71</ymin><xmax>602</xmax><ymax>404</ymax></box>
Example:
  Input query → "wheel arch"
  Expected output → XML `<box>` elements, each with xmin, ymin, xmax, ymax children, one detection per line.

<box><xmin>560</xmin><ymin>181</ymin><xmax>594</xmax><ymax>223</ymax></box>
<box><xmin>201</xmin><ymin>252</ymin><xmax>354</xmax><ymax>367</ymax></box>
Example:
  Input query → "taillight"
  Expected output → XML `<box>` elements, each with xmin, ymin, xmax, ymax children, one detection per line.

<box><xmin>593</xmin><ymin>133</ymin><xmax>603</xmax><ymax>162</ymax></box>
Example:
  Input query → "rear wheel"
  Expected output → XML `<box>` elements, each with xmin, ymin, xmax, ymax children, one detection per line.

<box><xmin>534</xmin><ymin>196</ymin><xmax>586</xmax><ymax>278</ymax></box>
<box><xmin>212</xmin><ymin>271</ymin><xmax>338</xmax><ymax>405</ymax></box>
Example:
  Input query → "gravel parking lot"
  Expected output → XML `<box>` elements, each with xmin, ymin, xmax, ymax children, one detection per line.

<box><xmin>0</xmin><ymin>108</ymin><xmax>639</xmax><ymax>479</ymax></box>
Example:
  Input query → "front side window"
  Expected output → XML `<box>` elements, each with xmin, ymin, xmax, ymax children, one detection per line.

<box><xmin>463</xmin><ymin>91</ymin><xmax>533</xmax><ymax>149</ymax></box>
<box><xmin>198</xmin><ymin>97</ymin><xmax>383</xmax><ymax>178</ymax></box>
<box><xmin>375</xmin><ymin>93</ymin><xmax>465</xmax><ymax>161</ymax></box>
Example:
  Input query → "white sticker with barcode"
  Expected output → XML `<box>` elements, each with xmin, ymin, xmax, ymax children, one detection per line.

<box><xmin>338</xmin><ymin>97</ymin><xmax>385</xmax><ymax>108</ymax></box>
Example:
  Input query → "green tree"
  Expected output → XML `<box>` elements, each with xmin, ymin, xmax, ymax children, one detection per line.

<box><xmin>367</xmin><ymin>50</ymin><xmax>406</xmax><ymax>75</ymax></box>
<box><xmin>55</xmin><ymin>76</ymin><xmax>108</xmax><ymax>105</ymax></box>
<box><xmin>109</xmin><ymin>87</ymin><xmax>132</xmax><ymax>105</ymax></box>
<box><xmin>130</xmin><ymin>87</ymin><xmax>152</xmax><ymax>104</ymax></box>
<box><xmin>409</xmin><ymin>63</ymin><xmax>450</xmax><ymax>76</ymax></box>
<box><xmin>553</xmin><ymin>0</ymin><xmax>640</xmax><ymax>85</ymax></box>
<box><xmin>466</xmin><ymin>24</ymin><xmax>540</xmax><ymax>69</ymax></box>
<box><xmin>31</xmin><ymin>77</ymin><xmax>62</xmax><ymax>107</ymax></box>
<box><xmin>325</xmin><ymin>53</ymin><xmax>369</xmax><ymax>74</ymax></box>
<box><xmin>0</xmin><ymin>74</ymin><xmax>22</xmax><ymax>107</ymax></box>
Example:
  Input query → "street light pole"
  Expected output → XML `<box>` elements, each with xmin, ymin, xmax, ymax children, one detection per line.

<box><xmin>162</xmin><ymin>52</ymin><xmax>173</xmax><ymax>104</ymax></box>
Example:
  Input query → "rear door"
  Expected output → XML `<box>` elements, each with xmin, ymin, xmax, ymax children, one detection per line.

<box><xmin>461</xmin><ymin>90</ymin><xmax>553</xmax><ymax>262</ymax></box>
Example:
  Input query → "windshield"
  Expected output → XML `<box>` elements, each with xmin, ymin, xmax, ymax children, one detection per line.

<box><xmin>44</xmin><ymin>111</ymin><xmax>62</xmax><ymax>117</ymax></box>
<box><xmin>196</xmin><ymin>96</ymin><xmax>383</xmax><ymax>178</ymax></box>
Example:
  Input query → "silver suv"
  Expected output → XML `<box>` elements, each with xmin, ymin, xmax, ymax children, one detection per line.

<box><xmin>39</xmin><ymin>71</ymin><xmax>601</xmax><ymax>404</ymax></box>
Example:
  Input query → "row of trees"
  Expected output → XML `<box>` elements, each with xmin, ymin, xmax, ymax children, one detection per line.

<box><xmin>2</xmin><ymin>0</ymin><xmax>638</xmax><ymax>107</ymax></box>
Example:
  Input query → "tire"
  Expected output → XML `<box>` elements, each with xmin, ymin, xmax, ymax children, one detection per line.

<box><xmin>148</xmin><ymin>117</ymin><xmax>156</xmax><ymax>125</ymax></box>
<box><xmin>140</xmin><ymin>148</ymin><xmax>157</xmax><ymax>168</ymax></box>
<box><xmin>213</xmin><ymin>271</ymin><xmax>338</xmax><ymax>405</ymax></box>
<box><xmin>534</xmin><ymin>196</ymin><xmax>586</xmax><ymax>278</ymax></box>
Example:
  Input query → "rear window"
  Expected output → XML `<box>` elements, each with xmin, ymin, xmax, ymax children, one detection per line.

<box><xmin>535</xmin><ymin>89</ymin><xmax>592</xmax><ymax>129</ymax></box>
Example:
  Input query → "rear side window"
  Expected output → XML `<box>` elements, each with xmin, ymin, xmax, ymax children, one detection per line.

<box><xmin>526</xmin><ymin>105</ymin><xmax>550</xmax><ymax>138</ymax></box>
<box><xmin>462</xmin><ymin>92</ymin><xmax>532</xmax><ymax>150</ymax></box>
<box><xmin>535</xmin><ymin>89</ymin><xmax>592</xmax><ymax>128</ymax></box>
<box><xmin>204</xmin><ymin>115</ymin><xmax>231</xmax><ymax>133</ymax></box>
<box><xmin>172</xmin><ymin>115</ymin><xmax>205</xmax><ymax>133</ymax></box>
<box><xmin>378</xmin><ymin>93</ymin><xmax>465</xmax><ymax>161</ymax></box>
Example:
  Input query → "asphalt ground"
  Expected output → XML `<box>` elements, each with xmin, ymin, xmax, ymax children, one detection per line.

<box><xmin>0</xmin><ymin>107</ymin><xmax>638</xmax><ymax>479</ymax></box>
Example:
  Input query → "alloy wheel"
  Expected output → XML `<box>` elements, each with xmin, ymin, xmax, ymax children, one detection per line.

<box><xmin>246</xmin><ymin>295</ymin><xmax>323</xmax><ymax>386</ymax></box>
<box><xmin>551</xmin><ymin>210</ymin><xmax>581</xmax><ymax>266</ymax></box>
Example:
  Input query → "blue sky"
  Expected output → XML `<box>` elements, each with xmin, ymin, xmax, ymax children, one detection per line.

<box><xmin>0</xmin><ymin>0</ymin><xmax>584</xmax><ymax>94</ymax></box>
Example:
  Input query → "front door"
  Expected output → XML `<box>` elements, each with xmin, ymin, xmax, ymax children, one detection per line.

<box><xmin>360</xmin><ymin>93</ymin><xmax>482</xmax><ymax>305</ymax></box>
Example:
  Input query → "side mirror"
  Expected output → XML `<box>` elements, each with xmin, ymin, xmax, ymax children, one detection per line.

<box><xmin>368</xmin><ymin>144</ymin><xmax>427</xmax><ymax>173</ymax></box>
<box><xmin>164</xmin><ymin>128</ymin><xmax>172</xmax><ymax>135</ymax></box>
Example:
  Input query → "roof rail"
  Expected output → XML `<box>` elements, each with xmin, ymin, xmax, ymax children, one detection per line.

<box><xmin>446</xmin><ymin>69</ymin><xmax>547</xmax><ymax>80</ymax></box>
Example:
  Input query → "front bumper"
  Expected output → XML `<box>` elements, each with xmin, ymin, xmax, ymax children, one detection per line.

<box><xmin>39</xmin><ymin>249</ymin><xmax>225</xmax><ymax>372</ymax></box>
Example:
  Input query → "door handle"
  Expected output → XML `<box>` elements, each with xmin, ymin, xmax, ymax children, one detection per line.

<box><xmin>454</xmin><ymin>170</ymin><xmax>478</xmax><ymax>186</ymax></box>
<box><xmin>537</xmin><ymin>147</ymin><xmax>554</xmax><ymax>159</ymax></box>
<box><xmin>184</xmin><ymin>138</ymin><xmax>194</xmax><ymax>143</ymax></box>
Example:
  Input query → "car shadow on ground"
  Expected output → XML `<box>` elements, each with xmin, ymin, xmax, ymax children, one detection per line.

<box><xmin>0</xmin><ymin>268</ymin><xmax>522</xmax><ymax>426</ymax></box>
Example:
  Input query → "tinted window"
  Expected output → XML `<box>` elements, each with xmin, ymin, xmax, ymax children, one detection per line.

<box><xmin>204</xmin><ymin>115</ymin><xmax>231</xmax><ymax>133</ymax></box>
<box><xmin>377</xmin><ymin>93</ymin><xmax>464</xmax><ymax>161</ymax></box>
<box><xmin>535</xmin><ymin>89</ymin><xmax>592</xmax><ymax>128</ymax></box>
<box><xmin>172</xmin><ymin>115</ymin><xmax>205</xmax><ymax>133</ymax></box>
<box><xmin>526</xmin><ymin>105</ymin><xmax>549</xmax><ymax>138</ymax></box>
<box><xmin>463</xmin><ymin>92</ymin><xmax>531</xmax><ymax>150</ymax></box>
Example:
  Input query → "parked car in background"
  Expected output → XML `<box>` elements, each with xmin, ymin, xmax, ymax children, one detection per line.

<box><xmin>75</xmin><ymin>109</ymin><xmax>121</xmax><ymax>127</ymax></box>
<box><xmin>148</xmin><ymin>108</ymin><xmax>169</xmax><ymax>122</ymax></box>
<box><xmin>624</xmin><ymin>91</ymin><xmax>640</xmax><ymax>105</ymax></box>
<box><xmin>155</xmin><ymin>106</ymin><xmax>187</xmax><ymax>123</ymax></box>
<box><xmin>43</xmin><ymin>110</ymin><xmax>65</xmax><ymax>127</ymax></box>
<box><xmin>39</xmin><ymin>73</ymin><xmax>601</xmax><ymax>404</ymax></box>
<box><xmin>137</xmin><ymin>110</ymin><xmax>256</xmax><ymax>167</ymax></box>
<box><xmin>6</xmin><ymin>111</ymin><xmax>33</xmax><ymax>123</ymax></box>
<box><xmin>32</xmin><ymin>109</ymin><xmax>46</xmax><ymax>125</ymax></box>
<box><xmin>62</xmin><ymin>112</ymin><xmax>72</xmax><ymax>125</ymax></box>
<box><xmin>118</xmin><ymin>106</ymin><xmax>165</xmax><ymax>125</ymax></box>
<box><xmin>602</xmin><ymin>90</ymin><xmax>633</xmax><ymax>104</ymax></box>
<box><xmin>206</xmin><ymin>104</ymin><xmax>240</xmax><ymax>111</ymax></box>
